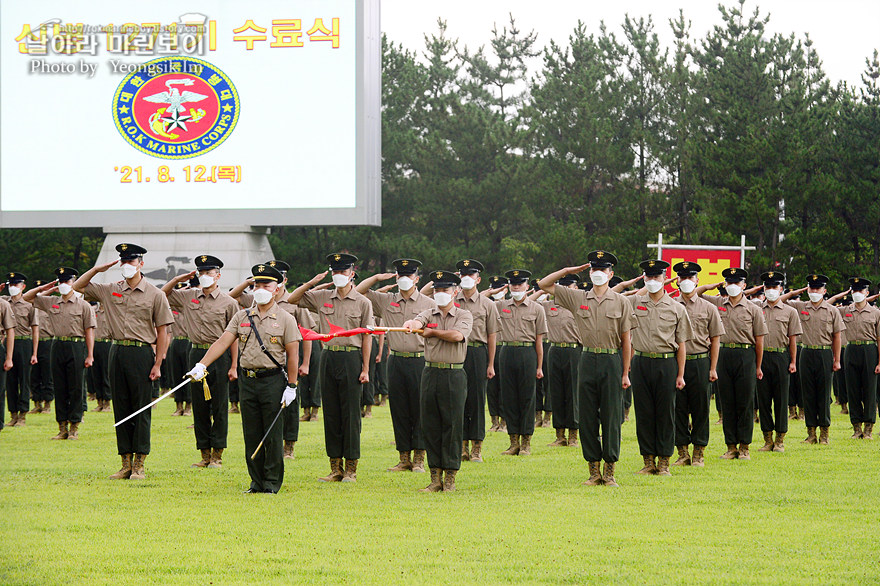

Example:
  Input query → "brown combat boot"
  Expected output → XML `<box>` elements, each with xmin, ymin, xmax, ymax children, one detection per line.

<box><xmin>535</xmin><ymin>411</ymin><xmax>543</xmax><ymax>428</ymax></box>
<box><xmin>864</xmin><ymin>423</ymin><xmax>874</xmax><ymax>440</ymax></box>
<box><xmin>501</xmin><ymin>434</ymin><xmax>520</xmax><ymax>456</ymax></box>
<box><xmin>624</xmin><ymin>407</ymin><xmax>630</xmax><ymax>422</ymax></box>
<box><xmin>636</xmin><ymin>455</ymin><xmax>656</xmax><ymax>474</ymax></box>
<box><xmin>757</xmin><ymin>431</ymin><xmax>774</xmax><ymax>451</ymax></box>
<box><xmin>818</xmin><ymin>427</ymin><xmax>830</xmax><ymax>445</ymax></box>
<box><xmin>412</xmin><ymin>450</ymin><xmax>426</xmax><ymax>472</ymax></box>
<box><xmin>442</xmin><ymin>469</ymin><xmax>457</xmax><ymax>492</ymax></box>
<box><xmin>498</xmin><ymin>418</ymin><xmax>508</xmax><ymax>433</ymax></box>
<box><xmin>318</xmin><ymin>458</ymin><xmax>344</xmax><ymax>482</ymax></box>
<box><xmin>67</xmin><ymin>422</ymin><xmax>80</xmax><ymax>440</ymax></box>
<box><xmin>461</xmin><ymin>440</ymin><xmax>470</xmax><ymax>461</ymax></box>
<box><xmin>341</xmin><ymin>459</ymin><xmax>358</xmax><ymax>482</ymax></box>
<box><xmin>109</xmin><ymin>454</ymin><xmax>133</xmax><ymax>479</ymax></box>
<box><xmin>387</xmin><ymin>451</ymin><xmax>412</xmax><ymax>472</ymax></box>
<box><xmin>51</xmin><ymin>421</ymin><xmax>69</xmax><ymax>440</ymax></box>
<box><xmin>309</xmin><ymin>408</ymin><xmax>319</xmax><ymax>422</ymax></box>
<box><xmin>182</xmin><ymin>402</ymin><xmax>192</xmax><ymax>416</ymax></box>
<box><xmin>548</xmin><ymin>428</ymin><xmax>567</xmax><ymax>447</ymax></box>
<box><xmin>543</xmin><ymin>411</ymin><xmax>552</xmax><ymax>427</ymax></box>
<box><xmin>378</xmin><ymin>394</ymin><xmax>387</xmax><ymax>407</ymax></box>
<box><xmin>773</xmin><ymin>432</ymin><xmax>786</xmax><ymax>452</ymax></box>
<box><xmin>364</xmin><ymin>405</ymin><xmax>373</xmax><ymax>418</ymax></box>
<box><xmin>738</xmin><ymin>444</ymin><xmax>751</xmax><ymax>460</ymax></box>
<box><xmin>209</xmin><ymin>448</ymin><xmax>224</xmax><ymax>468</ymax></box>
<box><xmin>802</xmin><ymin>427</ymin><xmax>817</xmax><ymax>444</ymax></box>
<box><xmin>300</xmin><ymin>407</ymin><xmax>311</xmax><ymax>422</ymax></box>
<box><xmin>797</xmin><ymin>406</ymin><xmax>805</xmax><ymax>420</ymax></box>
<box><xmin>582</xmin><ymin>461</ymin><xmax>603</xmax><ymax>486</ymax></box>
<box><xmin>788</xmin><ymin>405</ymin><xmax>797</xmax><ymax>420</ymax></box>
<box><xmin>488</xmin><ymin>415</ymin><xmax>500</xmax><ymax>432</ymax></box>
<box><xmin>88</xmin><ymin>392</ymin><xmax>96</xmax><ymax>402</ymax></box>
<box><xmin>470</xmin><ymin>441</ymin><xmax>483</xmax><ymax>463</ymax></box>
<box><xmin>419</xmin><ymin>467</ymin><xmax>442</xmax><ymax>492</ymax></box>
<box><xmin>841</xmin><ymin>403</ymin><xmax>849</xmax><ymax>415</ymax></box>
<box><xmin>519</xmin><ymin>435</ymin><xmax>532</xmax><ymax>456</ymax></box>
<box><xmin>281</xmin><ymin>440</ymin><xmax>294</xmax><ymax>460</ymax></box>
<box><xmin>42</xmin><ymin>400</ymin><xmax>52</xmax><ymax>414</ymax></box>
<box><xmin>657</xmin><ymin>456</ymin><xmax>672</xmax><ymax>476</ymax></box>
<box><xmin>852</xmin><ymin>423</ymin><xmax>863</xmax><ymax>439</ymax></box>
<box><xmin>691</xmin><ymin>445</ymin><xmax>705</xmax><ymax>466</ymax></box>
<box><xmin>602</xmin><ymin>461</ymin><xmax>619</xmax><ymax>487</ymax></box>
<box><xmin>7</xmin><ymin>412</ymin><xmax>18</xmax><ymax>427</ymax></box>
<box><xmin>719</xmin><ymin>444</ymin><xmax>738</xmax><ymax>459</ymax></box>
<box><xmin>101</xmin><ymin>399</ymin><xmax>113</xmax><ymax>413</ymax></box>
<box><xmin>672</xmin><ymin>445</ymin><xmax>691</xmax><ymax>466</ymax></box>
<box><xmin>14</xmin><ymin>412</ymin><xmax>26</xmax><ymax>427</ymax></box>
<box><xmin>192</xmin><ymin>449</ymin><xmax>212</xmax><ymax>468</ymax></box>
<box><xmin>228</xmin><ymin>402</ymin><xmax>240</xmax><ymax>414</ymax></box>
<box><xmin>29</xmin><ymin>401</ymin><xmax>42</xmax><ymax>414</ymax></box>
<box><xmin>567</xmin><ymin>429</ymin><xmax>579</xmax><ymax>447</ymax></box>
<box><xmin>130</xmin><ymin>454</ymin><xmax>146</xmax><ymax>480</ymax></box>
<box><xmin>171</xmin><ymin>402</ymin><xmax>184</xmax><ymax>416</ymax></box>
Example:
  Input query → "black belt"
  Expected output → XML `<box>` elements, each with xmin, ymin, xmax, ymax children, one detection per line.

<box><xmin>240</xmin><ymin>367</ymin><xmax>283</xmax><ymax>379</ymax></box>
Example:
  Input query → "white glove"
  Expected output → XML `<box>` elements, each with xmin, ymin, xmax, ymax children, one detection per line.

<box><xmin>186</xmin><ymin>363</ymin><xmax>208</xmax><ymax>381</ymax></box>
<box><xmin>281</xmin><ymin>385</ymin><xmax>297</xmax><ymax>407</ymax></box>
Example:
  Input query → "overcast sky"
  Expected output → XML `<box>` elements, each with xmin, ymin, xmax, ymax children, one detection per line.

<box><xmin>381</xmin><ymin>0</ymin><xmax>879</xmax><ymax>88</ymax></box>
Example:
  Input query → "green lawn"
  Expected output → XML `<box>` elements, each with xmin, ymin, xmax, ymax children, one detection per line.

<box><xmin>1</xmin><ymin>400</ymin><xmax>878</xmax><ymax>584</ymax></box>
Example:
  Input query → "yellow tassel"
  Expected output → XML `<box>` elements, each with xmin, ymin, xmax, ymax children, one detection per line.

<box><xmin>203</xmin><ymin>378</ymin><xmax>211</xmax><ymax>401</ymax></box>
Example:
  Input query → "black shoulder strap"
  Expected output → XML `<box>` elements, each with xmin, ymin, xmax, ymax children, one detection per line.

<box><xmin>245</xmin><ymin>309</ymin><xmax>285</xmax><ymax>370</ymax></box>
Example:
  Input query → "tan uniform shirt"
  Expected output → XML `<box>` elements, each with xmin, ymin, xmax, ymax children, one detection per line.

<box><xmin>628</xmin><ymin>293</ymin><xmax>693</xmax><ymax>353</ymax></box>
<box><xmin>225</xmin><ymin>304</ymin><xmax>301</xmax><ymax>369</ymax></box>
<box><xmin>83</xmin><ymin>279</ymin><xmax>174</xmax><ymax>343</ymax></box>
<box><xmin>540</xmin><ymin>298</ymin><xmax>580</xmax><ymax>344</ymax></box>
<box><xmin>787</xmin><ymin>300</ymin><xmax>845</xmax><ymax>346</ymax></box>
<box><xmin>413</xmin><ymin>305</ymin><xmax>473</xmax><ymax>364</ymax></box>
<box><xmin>168</xmin><ymin>287</ymin><xmax>239</xmax><ymax>345</ymax></box>
<box><xmin>838</xmin><ymin>303</ymin><xmax>880</xmax><ymax>343</ymax></box>
<box><xmin>35</xmin><ymin>308</ymin><xmax>53</xmax><ymax>338</ymax></box>
<box><xmin>366</xmin><ymin>289</ymin><xmax>435</xmax><ymax>352</ymax></box>
<box><xmin>3</xmin><ymin>297</ymin><xmax>38</xmax><ymax>337</ymax></box>
<box><xmin>0</xmin><ymin>298</ymin><xmax>17</xmax><ymax>342</ymax></box>
<box><xmin>169</xmin><ymin>311</ymin><xmax>185</xmax><ymax>338</ymax></box>
<box><xmin>298</xmin><ymin>287</ymin><xmax>374</xmax><ymax>348</ymax></box>
<box><xmin>553</xmin><ymin>286</ymin><xmax>635</xmax><ymax>350</ymax></box>
<box><xmin>94</xmin><ymin>304</ymin><xmax>110</xmax><ymax>340</ymax></box>
<box><xmin>496</xmin><ymin>298</ymin><xmax>548</xmax><ymax>343</ymax></box>
<box><xmin>454</xmin><ymin>290</ymin><xmax>500</xmax><ymax>345</ymax></box>
<box><xmin>760</xmin><ymin>300</ymin><xmax>803</xmax><ymax>349</ymax></box>
<box><xmin>33</xmin><ymin>295</ymin><xmax>96</xmax><ymax>338</ymax></box>
<box><xmin>675</xmin><ymin>294</ymin><xmax>725</xmax><ymax>353</ymax></box>
<box><xmin>710</xmin><ymin>296</ymin><xmax>768</xmax><ymax>344</ymax></box>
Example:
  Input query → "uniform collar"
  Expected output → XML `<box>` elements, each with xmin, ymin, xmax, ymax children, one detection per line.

<box><xmin>198</xmin><ymin>287</ymin><xmax>220</xmax><ymax>299</ymax></box>
<box><xmin>394</xmin><ymin>289</ymin><xmax>421</xmax><ymax>303</ymax></box>
<box><xmin>330</xmin><ymin>286</ymin><xmax>356</xmax><ymax>300</ymax></box>
<box><xmin>121</xmin><ymin>278</ymin><xmax>147</xmax><ymax>292</ymax></box>
<box><xmin>641</xmin><ymin>293</ymin><xmax>672</xmax><ymax>307</ymax></box>
<box><xmin>502</xmin><ymin>297</ymin><xmax>530</xmax><ymax>308</ymax></box>
<box><xmin>434</xmin><ymin>303</ymin><xmax>458</xmax><ymax>317</ymax></box>
<box><xmin>586</xmin><ymin>288</ymin><xmax>613</xmax><ymax>303</ymax></box>
<box><xmin>722</xmin><ymin>295</ymin><xmax>747</xmax><ymax>308</ymax></box>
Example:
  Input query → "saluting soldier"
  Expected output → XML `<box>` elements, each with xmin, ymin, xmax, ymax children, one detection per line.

<box><xmin>537</xmin><ymin>273</ymin><xmax>581</xmax><ymax>448</ymax></box>
<box><xmin>357</xmin><ymin>258</ymin><xmax>435</xmax><ymax>473</ymax></box>
<box><xmin>702</xmin><ymin>268</ymin><xmax>767</xmax><ymax>460</ymax></box>
<box><xmin>484</xmin><ymin>275</ymin><xmax>508</xmax><ymax>432</ymax></box>
<box><xmin>187</xmin><ymin>263</ymin><xmax>300</xmax><ymax>493</ymax></box>
<box><xmin>3</xmin><ymin>273</ymin><xmax>39</xmax><ymax>427</ymax></box>
<box><xmin>74</xmin><ymin>244</ymin><xmax>173</xmax><ymax>480</ymax></box>
<box><xmin>24</xmin><ymin>268</ymin><xmax>96</xmax><ymax>440</ymax></box>
<box><xmin>496</xmin><ymin>270</ymin><xmax>547</xmax><ymax>457</ymax></box>
<box><xmin>672</xmin><ymin>262</ymin><xmax>723</xmax><ymax>467</ymax></box>
<box><xmin>28</xmin><ymin>279</ymin><xmax>54</xmax><ymax>415</ymax></box>
<box><xmin>163</xmin><ymin>255</ymin><xmax>239</xmax><ymax>469</ymax></box>
<box><xmin>0</xmin><ymin>296</ymin><xmax>14</xmax><ymax>431</ymax></box>
<box><xmin>454</xmin><ymin>259</ymin><xmax>500</xmax><ymax>463</ymax></box>
<box><xmin>87</xmin><ymin>301</ymin><xmax>113</xmax><ymax>413</ymax></box>
<box><xmin>755</xmin><ymin>272</ymin><xmax>801</xmax><ymax>453</ymax></box>
<box><xmin>539</xmin><ymin>250</ymin><xmax>635</xmax><ymax>487</ymax></box>
<box><xmin>290</xmin><ymin>253</ymin><xmax>374</xmax><ymax>483</ymax></box>
<box><xmin>167</xmin><ymin>282</ymin><xmax>193</xmax><ymax>417</ymax></box>
<box><xmin>783</xmin><ymin>275</ymin><xmax>845</xmax><ymax>445</ymax></box>
<box><xmin>403</xmin><ymin>271</ymin><xmax>473</xmax><ymax>492</ymax></box>
<box><xmin>839</xmin><ymin>278</ymin><xmax>880</xmax><ymax>440</ymax></box>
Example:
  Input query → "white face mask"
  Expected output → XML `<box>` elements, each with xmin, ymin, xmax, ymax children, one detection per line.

<box><xmin>58</xmin><ymin>283</ymin><xmax>73</xmax><ymax>296</ymax></box>
<box><xmin>7</xmin><ymin>285</ymin><xmax>21</xmax><ymax>297</ymax></box>
<box><xmin>198</xmin><ymin>274</ymin><xmax>215</xmax><ymax>288</ymax></box>
<box><xmin>808</xmin><ymin>292</ymin><xmax>824</xmax><ymax>303</ymax></box>
<box><xmin>253</xmin><ymin>288</ymin><xmax>274</xmax><ymax>305</ymax></box>
<box><xmin>121</xmin><ymin>263</ymin><xmax>138</xmax><ymax>279</ymax></box>
<box><xmin>460</xmin><ymin>276</ymin><xmax>477</xmax><ymax>290</ymax></box>
<box><xmin>434</xmin><ymin>292</ymin><xmax>453</xmax><ymax>307</ymax></box>
<box><xmin>397</xmin><ymin>276</ymin><xmax>414</xmax><ymax>292</ymax></box>
<box><xmin>332</xmin><ymin>274</ymin><xmax>350</xmax><ymax>288</ymax></box>
<box><xmin>492</xmin><ymin>291</ymin><xmax>506</xmax><ymax>300</ymax></box>
<box><xmin>590</xmin><ymin>271</ymin><xmax>609</xmax><ymax>286</ymax></box>
<box><xmin>510</xmin><ymin>290</ymin><xmax>527</xmax><ymax>301</ymax></box>
<box><xmin>645</xmin><ymin>279</ymin><xmax>664</xmax><ymax>294</ymax></box>
<box><xmin>725</xmin><ymin>284</ymin><xmax>742</xmax><ymax>298</ymax></box>
<box><xmin>764</xmin><ymin>289</ymin><xmax>781</xmax><ymax>302</ymax></box>
<box><xmin>678</xmin><ymin>279</ymin><xmax>696</xmax><ymax>294</ymax></box>
<box><xmin>853</xmin><ymin>292</ymin><xmax>867</xmax><ymax>303</ymax></box>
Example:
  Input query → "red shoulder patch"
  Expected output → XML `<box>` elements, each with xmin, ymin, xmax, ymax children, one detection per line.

<box><xmin>719</xmin><ymin>307</ymin><xmax>727</xmax><ymax>312</ymax></box>
<box><xmin>636</xmin><ymin>305</ymin><xmax>647</xmax><ymax>311</ymax></box>
<box><xmin>240</xmin><ymin>322</ymin><xmax>250</xmax><ymax>327</ymax></box>
<box><xmin>390</xmin><ymin>302</ymin><xmax>400</xmax><ymax>307</ymax></box>
<box><xmin>579</xmin><ymin>305</ymin><xmax>589</xmax><ymax>310</ymax></box>
<box><xmin>454</xmin><ymin>302</ymin><xmax>461</xmax><ymax>308</ymax></box>
<box><xmin>425</xmin><ymin>323</ymin><xmax>438</xmax><ymax>328</ymax></box>
<box><xmin>172</xmin><ymin>310</ymin><xmax>179</xmax><ymax>315</ymax></box>
<box><xmin>502</xmin><ymin>308</ymin><xmax>512</xmax><ymax>314</ymax></box>
<box><xmin>801</xmin><ymin>311</ymin><xmax>809</xmax><ymax>315</ymax></box>
<box><xmin>111</xmin><ymin>292</ymin><xmax>123</xmax><ymax>297</ymax></box>
<box><xmin>323</xmin><ymin>303</ymin><xmax>333</xmax><ymax>308</ymax></box>
<box><xmin>550</xmin><ymin>307</ymin><xmax>558</xmax><ymax>311</ymax></box>
<box><xmin>846</xmin><ymin>313</ymin><xmax>853</xmax><ymax>317</ymax></box>
<box><xmin>191</xmin><ymin>298</ymin><xmax>200</xmax><ymax>304</ymax></box>
<box><xmin>52</xmin><ymin>304</ymin><xmax>60</xmax><ymax>309</ymax></box>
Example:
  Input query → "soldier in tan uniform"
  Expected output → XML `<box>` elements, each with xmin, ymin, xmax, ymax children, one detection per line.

<box><xmin>24</xmin><ymin>268</ymin><xmax>96</xmax><ymax>440</ymax></box>
<box><xmin>164</xmin><ymin>255</ymin><xmax>239</xmax><ymax>469</ymax></box>
<box><xmin>496</xmin><ymin>270</ymin><xmax>547</xmax><ymax>457</ymax></box>
<box><xmin>74</xmin><ymin>243</ymin><xmax>174</xmax><ymax>480</ymax></box>
<box><xmin>357</xmin><ymin>258</ymin><xmax>436</xmax><ymax>472</ymax></box>
<box><xmin>187</xmin><ymin>263</ymin><xmax>300</xmax><ymax>493</ymax></box>
<box><xmin>290</xmin><ymin>253</ymin><xmax>374</xmax><ymax>483</ymax></box>
<box><xmin>838</xmin><ymin>277</ymin><xmax>880</xmax><ymax>439</ymax></box>
<box><xmin>3</xmin><ymin>273</ymin><xmax>39</xmax><ymax>427</ymax></box>
<box><xmin>755</xmin><ymin>272</ymin><xmax>801</xmax><ymax>453</ymax></box>
<box><xmin>0</xmin><ymin>297</ymin><xmax>16</xmax><ymax>431</ymax></box>
<box><xmin>403</xmin><ymin>271</ymin><xmax>473</xmax><ymax>492</ymax></box>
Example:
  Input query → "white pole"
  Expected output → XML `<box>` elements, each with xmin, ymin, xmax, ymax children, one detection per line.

<box><xmin>657</xmin><ymin>232</ymin><xmax>663</xmax><ymax>260</ymax></box>
<box><xmin>740</xmin><ymin>234</ymin><xmax>746</xmax><ymax>268</ymax></box>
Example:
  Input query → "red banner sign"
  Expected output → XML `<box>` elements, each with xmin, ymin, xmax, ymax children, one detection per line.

<box><xmin>661</xmin><ymin>248</ymin><xmax>742</xmax><ymax>295</ymax></box>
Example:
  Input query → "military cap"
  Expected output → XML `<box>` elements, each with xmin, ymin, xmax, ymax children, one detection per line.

<box><xmin>174</xmin><ymin>281</ymin><xmax>189</xmax><ymax>290</ymax></box>
<box><xmin>848</xmin><ymin>277</ymin><xmax>871</xmax><ymax>291</ymax></box>
<box><xmin>6</xmin><ymin>272</ymin><xmax>26</xmax><ymax>284</ymax></box>
<box><xmin>54</xmin><ymin>267</ymin><xmax>78</xmax><ymax>281</ymax></box>
<box><xmin>456</xmin><ymin>259</ymin><xmax>484</xmax><ymax>274</ymax></box>
<box><xmin>587</xmin><ymin>250</ymin><xmax>618</xmax><ymax>268</ymax></box>
<box><xmin>195</xmin><ymin>255</ymin><xmax>224</xmax><ymax>271</ymax></box>
<box><xmin>505</xmin><ymin>269</ymin><xmax>531</xmax><ymax>285</ymax></box>
<box><xmin>33</xmin><ymin>279</ymin><xmax>46</xmax><ymax>288</ymax></box>
<box><xmin>266</xmin><ymin>260</ymin><xmax>289</xmax><ymax>274</ymax></box>
<box><xmin>639</xmin><ymin>259</ymin><xmax>669</xmax><ymax>277</ymax></box>
<box><xmin>326</xmin><ymin>253</ymin><xmax>357</xmax><ymax>271</ymax></box>
<box><xmin>392</xmin><ymin>259</ymin><xmax>421</xmax><ymax>276</ymax></box>
<box><xmin>760</xmin><ymin>271</ymin><xmax>785</xmax><ymax>286</ymax></box>
<box><xmin>577</xmin><ymin>281</ymin><xmax>592</xmax><ymax>291</ymax></box>
<box><xmin>488</xmin><ymin>276</ymin><xmax>508</xmax><ymax>288</ymax></box>
<box><xmin>558</xmin><ymin>274</ymin><xmax>581</xmax><ymax>286</ymax></box>
<box><xmin>116</xmin><ymin>243</ymin><xmax>147</xmax><ymax>260</ymax></box>
<box><xmin>722</xmin><ymin>267</ymin><xmax>748</xmax><ymax>283</ymax></box>
<box><xmin>251</xmin><ymin>263</ymin><xmax>284</xmax><ymax>283</ymax></box>
<box><xmin>429</xmin><ymin>270</ymin><xmax>460</xmax><ymax>288</ymax></box>
<box><xmin>673</xmin><ymin>261</ymin><xmax>701</xmax><ymax>277</ymax></box>
<box><xmin>805</xmin><ymin>273</ymin><xmax>829</xmax><ymax>288</ymax></box>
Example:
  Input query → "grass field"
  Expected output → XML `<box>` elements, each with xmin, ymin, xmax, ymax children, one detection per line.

<box><xmin>1</xmin><ymin>399</ymin><xmax>878</xmax><ymax>585</ymax></box>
